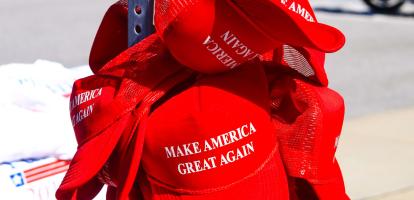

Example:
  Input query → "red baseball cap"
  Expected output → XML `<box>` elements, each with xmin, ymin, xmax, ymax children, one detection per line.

<box><xmin>155</xmin><ymin>0</ymin><xmax>345</xmax><ymax>73</ymax></box>
<box><xmin>139</xmin><ymin>64</ymin><xmax>289</xmax><ymax>199</ymax></box>
<box><xmin>270</xmin><ymin>75</ymin><xmax>349</xmax><ymax>199</ymax></box>
<box><xmin>56</xmin><ymin>74</ymin><xmax>125</xmax><ymax>199</ymax></box>
<box><xmin>56</xmin><ymin>34</ymin><xmax>195</xmax><ymax>199</ymax></box>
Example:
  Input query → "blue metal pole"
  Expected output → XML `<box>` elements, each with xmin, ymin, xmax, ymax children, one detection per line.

<box><xmin>128</xmin><ymin>0</ymin><xmax>155</xmax><ymax>47</ymax></box>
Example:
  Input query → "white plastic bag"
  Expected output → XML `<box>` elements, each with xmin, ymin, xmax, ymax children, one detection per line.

<box><xmin>0</xmin><ymin>60</ymin><xmax>91</xmax><ymax>162</ymax></box>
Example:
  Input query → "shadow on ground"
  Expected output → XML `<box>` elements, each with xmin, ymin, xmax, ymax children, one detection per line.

<box><xmin>314</xmin><ymin>7</ymin><xmax>414</xmax><ymax>17</ymax></box>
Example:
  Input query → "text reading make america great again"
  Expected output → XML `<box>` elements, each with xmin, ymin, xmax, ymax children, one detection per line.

<box><xmin>164</xmin><ymin>122</ymin><xmax>257</xmax><ymax>175</ymax></box>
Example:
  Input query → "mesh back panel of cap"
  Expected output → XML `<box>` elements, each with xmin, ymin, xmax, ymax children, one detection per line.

<box><xmin>271</xmin><ymin>79</ymin><xmax>323</xmax><ymax>179</ymax></box>
<box><xmin>283</xmin><ymin>45</ymin><xmax>315</xmax><ymax>77</ymax></box>
<box><xmin>155</xmin><ymin>0</ymin><xmax>199</xmax><ymax>35</ymax></box>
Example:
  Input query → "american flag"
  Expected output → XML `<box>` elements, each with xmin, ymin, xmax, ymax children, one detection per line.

<box><xmin>23</xmin><ymin>160</ymin><xmax>70</xmax><ymax>184</ymax></box>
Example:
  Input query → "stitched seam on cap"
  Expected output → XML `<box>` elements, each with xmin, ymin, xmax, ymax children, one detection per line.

<box><xmin>145</xmin><ymin>143</ymin><xmax>280</xmax><ymax>195</ymax></box>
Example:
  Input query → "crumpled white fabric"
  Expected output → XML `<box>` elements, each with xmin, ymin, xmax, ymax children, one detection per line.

<box><xmin>0</xmin><ymin>60</ymin><xmax>91</xmax><ymax>163</ymax></box>
<box><xmin>0</xmin><ymin>157</ymin><xmax>106</xmax><ymax>200</ymax></box>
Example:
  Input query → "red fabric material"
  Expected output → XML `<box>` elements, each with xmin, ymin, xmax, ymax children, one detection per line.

<box><xmin>140</xmin><ymin>64</ymin><xmax>289</xmax><ymax>199</ymax></box>
<box><xmin>56</xmin><ymin>1</ymin><xmax>349</xmax><ymax>199</ymax></box>
<box><xmin>155</xmin><ymin>0</ymin><xmax>345</xmax><ymax>73</ymax></box>
<box><xmin>272</xmin><ymin>45</ymin><xmax>329</xmax><ymax>86</ymax></box>
<box><xmin>233</xmin><ymin>0</ymin><xmax>345</xmax><ymax>52</ymax></box>
<box><xmin>56</xmin><ymin>34</ymin><xmax>195</xmax><ymax>199</ymax></box>
<box><xmin>91</xmin><ymin>0</ymin><xmax>332</xmax><ymax>85</ymax></box>
<box><xmin>266</xmin><ymin>67</ymin><xmax>349</xmax><ymax>200</ymax></box>
<box><xmin>89</xmin><ymin>0</ymin><xmax>128</xmax><ymax>74</ymax></box>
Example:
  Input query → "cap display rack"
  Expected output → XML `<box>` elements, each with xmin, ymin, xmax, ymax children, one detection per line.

<box><xmin>128</xmin><ymin>0</ymin><xmax>155</xmax><ymax>47</ymax></box>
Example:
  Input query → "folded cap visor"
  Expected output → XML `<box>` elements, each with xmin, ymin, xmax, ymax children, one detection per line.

<box><xmin>155</xmin><ymin>0</ymin><xmax>345</xmax><ymax>74</ymax></box>
<box><xmin>155</xmin><ymin>0</ymin><xmax>277</xmax><ymax>73</ymax></box>
<box><xmin>56</xmin><ymin>114</ymin><xmax>131</xmax><ymax>199</ymax></box>
<box><xmin>56</xmin><ymin>74</ymin><xmax>133</xmax><ymax>199</ymax></box>
<box><xmin>231</xmin><ymin>0</ymin><xmax>345</xmax><ymax>53</ymax></box>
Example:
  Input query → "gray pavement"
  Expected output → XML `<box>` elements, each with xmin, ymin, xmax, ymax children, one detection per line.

<box><xmin>313</xmin><ymin>1</ymin><xmax>414</xmax><ymax>118</ymax></box>
<box><xmin>311</xmin><ymin>1</ymin><xmax>414</xmax><ymax>199</ymax></box>
<box><xmin>1</xmin><ymin>0</ymin><xmax>414</xmax><ymax>199</ymax></box>
<box><xmin>338</xmin><ymin>107</ymin><xmax>414</xmax><ymax>199</ymax></box>
<box><xmin>0</xmin><ymin>0</ymin><xmax>113</xmax><ymax>67</ymax></box>
<box><xmin>368</xmin><ymin>187</ymin><xmax>414</xmax><ymax>200</ymax></box>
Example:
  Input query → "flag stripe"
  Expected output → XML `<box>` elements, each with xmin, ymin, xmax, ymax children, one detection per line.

<box><xmin>26</xmin><ymin>165</ymin><xmax>69</xmax><ymax>183</ymax></box>
<box><xmin>24</xmin><ymin>160</ymin><xmax>69</xmax><ymax>177</ymax></box>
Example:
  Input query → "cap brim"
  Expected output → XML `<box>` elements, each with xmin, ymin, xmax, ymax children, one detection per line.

<box><xmin>148</xmin><ymin>148</ymin><xmax>289</xmax><ymax>200</ymax></box>
<box><xmin>310</xmin><ymin>159</ymin><xmax>350</xmax><ymax>200</ymax></box>
<box><xmin>56</xmin><ymin>114</ymin><xmax>131</xmax><ymax>198</ymax></box>
<box><xmin>303</xmin><ymin>22</ymin><xmax>346</xmax><ymax>53</ymax></box>
<box><xmin>229</xmin><ymin>0</ymin><xmax>345</xmax><ymax>53</ymax></box>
